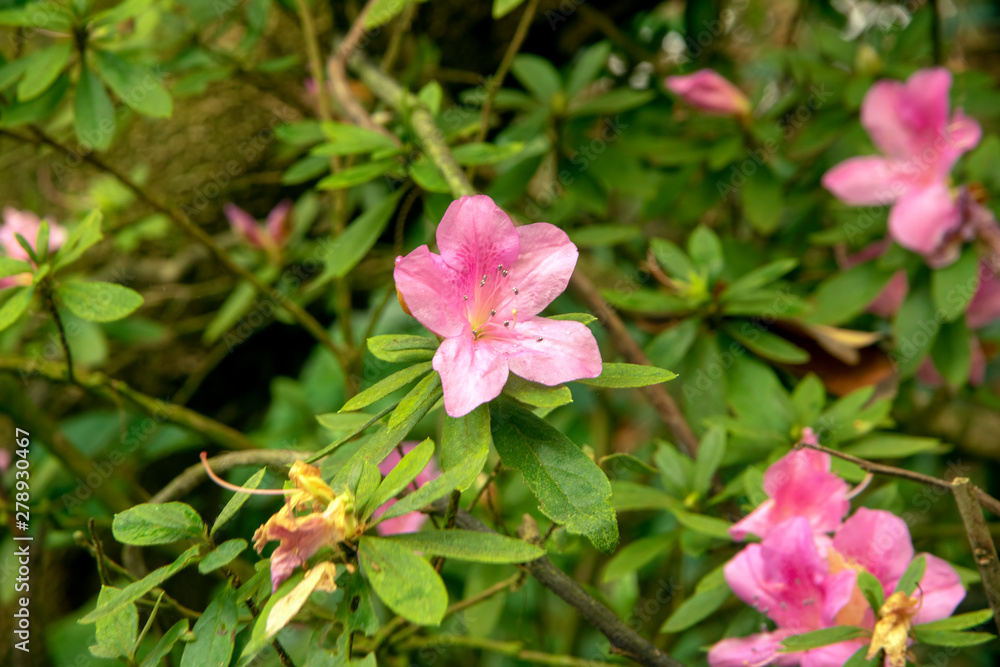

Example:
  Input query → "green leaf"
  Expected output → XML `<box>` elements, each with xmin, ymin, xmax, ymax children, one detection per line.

<box><xmin>568</xmin><ymin>89</ymin><xmax>655</xmax><ymax>117</ymax></box>
<box><xmin>441</xmin><ymin>405</ymin><xmax>491</xmax><ymax>491</ymax></box>
<box><xmin>845</xmin><ymin>434</ymin><xmax>942</xmax><ymax>459</ymax></box>
<box><xmin>911</xmin><ymin>629</ymin><xmax>995</xmax><ymax>647</ymax></box>
<box><xmin>659</xmin><ymin>586</ymin><xmax>730</xmax><ymax>633</ymax></box>
<box><xmin>452</xmin><ymin>142</ymin><xmax>526</xmax><ymax>166</ymax></box>
<box><xmin>892</xmin><ymin>278</ymin><xmax>937</xmax><ymax>377</ymax></box>
<box><xmin>807</xmin><ymin>262</ymin><xmax>896</xmax><ymax>325</ymax></box>
<box><xmin>0</xmin><ymin>258</ymin><xmax>32</xmax><ymax>280</ymax></box>
<box><xmin>917</xmin><ymin>609</ymin><xmax>994</xmax><ymax>631</ymax></box>
<box><xmin>112</xmin><ymin>502</ymin><xmax>205</xmax><ymax>546</ymax></box>
<box><xmin>492</xmin><ymin>0</ymin><xmax>527</xmax><ymax>19</ymax></box>
<box><xmin>275</xmin><ymin>121</ymin><xmax>325</xmax><ymax>146</ymax></box>
<box><xmin>549</xmin><ymin>312</ymin><xmax>597</xmax><ymax>325</ymax></box>
<box><xmin>601</xmin><ymin>288</ymin><xmax>691</xmax><ymax>315</ymax></box>
<box><xmin>211</xmin><ymin>468</ymin><xmax>266</xmax><ymax>536</ymax></box>
<box><xmin>568</xmin><ymin>224</ymin><xmax>641</xmax><ymax>248</ymax></box>
<box><xmin>665</xmin><ymin>501</ymin><xmax>732</xmax><ymax>539</ymax></box>
<box><xmin>139</xmin><ymin>619</ymin><xmax>189</xmax><ymax>667</ymax></box>
<box><xmin>723</xmin><ymin>258</ymin><xmax>797</xmax><ymax>299</ymax></box>
<box><xmin>693</xmin><ymin>426</ymin><xmax>726</xmax><ymax>497</ymax></box>
<box><xmin>365</xmin><ymin>438</ymin><xmax>435</xmax><ymax>521</ymax></box>
<box><xmin>75</xmin><ymin>66</ymin><xmax>115</xmax><ymax>150</ymax></box>
<box><xmin>894</xmin><ymin>555</ymin><xmax>926</xmax><ymax>595</ymax></box>
<box><xmin>358</xmin><ymin>536</ymin><xmax>448</xmax><ymax>625</ymax></box>
<box><xmin>741</xmin><ymin>165</ymin><xmax>783</xmax><ymax>234</ymax></box>
<box><xmin>179</xmin><ymin>585</ymin><xmax>238</xmax><ymax>667</ymax></box>
<box><xmin>313</xmin><ymin>192</ymin><xmax>402</xmax><ymax>284</ymax></box>
<box><xmin>502</xmin><ymin>375</ymin><xmax>573</xmax><ymax>409</ymax></box>
<box><xmin>409</xmin><ymin>155</ymin><xmax>451</xmax><ymax>193</ymax></box>
<box><xmin>930</xmin><ymin>317</ymin><xmax>972</xmax><ymax>387</ymax></box>
<box><xmin>53</xmin><ymin>209</ymin><xmax>103</xmax><ymax>270</ymax></box>
<box><xmin>645</xmin><ymin>319</ymin><xmax>700</xmax><ymax>371</ymax></box>
<box><xmin>92</xmin><ymin>50</ymin><xmax>172</xmax><ymax>118</ymax></box>
<box><xmin>316</xmin><ymin>159</ymin><xmax>399</xmax><ymax>190</ymax></box>
<box><xmin>198</xmin><ymin>538</ymin><xmax>248</xmax><ymax>574</ymax></box>
<box><xmin>649</xmin><ymin>238</ymin><xmax>695</xmax><ymax>279</ymax></box>
<box><xmin>313</xmin><ymin>121</ymin><xmax>399</xmax><ymax>155</ymax></box>
<box><xmin>385</xmin><ymin>530</ymin><xmax>544</xmax><ymax>563</ymax></box>
<box><xmin>93</xmin><ymin>586</ymin><xmax>138</xmax><ymax>660</ymax></box>
<box><xmin>56</xmin><ymin>280</ymin><xmax>143</xmax><ymax>322</ymax></box>
<box><xmin>0</xmin><ymin>72</ymin><xmax>69</xmax><ymax>127</ymax></box>
<box><xmin>342</xmin><ymin>362</ymin><xmax>433</xmax><ymax>412</ymax></box>
<box><xmin>80</xmin><ymin>546</ymin><xmax>201</xmax><ymax>624</ymax></box>
<box><xmin>599</xmin><ymin>452</ymin><xmax>657</xmax><ymax>475</ymax></box>
<box><xmin>365</xmin><ymin>0</ymin><xmax>414</xmax><ymax>28</ymax></box>
<box><xmin>566</xmin><ymin>41</ymin><xmax>611</xmax><ymax>99</ymax></box>
<box><xmin>490</xmin><ymin>400</ymin><xmax>618</xmax><ymax>553</ymax></box>
<box><xmin>510</xmin><ymin>54</ymin><xmax>562</xmax><ymax>104</ymax></box>
<box><xmin>687</xmin><ymin>226</ymin><xmax>724</xmax><ymax>280</ymax></box>
<box><xmin>842</xmin><ymin>644</ymin><xmax>880</xmax><ymax>667</ymax></box>
<box><xmin>367</xmin><ymin>334</ymin><xmax>438</xmax><ymax>362</ymax></box>
<box><xmin>722</xmin><ymin>321</ymin><xmax>810</xmax><ymax>364</ymax></box>
<box><xmin>240</xmin><ymin>572</ymin><xmax>303</xmax><ymax>662</ymax></box>
<box><xmin>388</xmin><ymin>372</ymin><xmax>441</xmax><ymax>429</ymax></box>
<box><xmin>18</xmin><ymin>42</ymin><xmax>72</xmax><ymax>101</ymax></box>
<box><xmin>282</xmin><ymin>154</ymin><xmax>329</xmax><ymax>184</ymax></box>
<box><xmin>576</xmin><ymin>363</ymin><xmax>677</xmax><ymax>388</ymax></box>
<box><xmin>611</xmin><ymin>479</ymin><xmax>674</xmax><ymax>511</ymax></box>
<box><xmin>602</xmin><ymin>534</ymin><xmax>672</xmax><ymax>583</ymax></box>
<box><xmin>791</xmin><ymin>374</ymin><xmax>826</xmax><ymax>425</ymax></box>
<box><xmin>932</xmin><ymin>244</ymin><xmax>980</xmax><ymax>322</ymax></box>
<box><xmin>0</xmin><ymin>286</ymin><xmax>33</xmax><ymax>332</ymax></box>
<box><xmin>778</xmin><ymin>626</ymin><xmax>867</xmax><ymax>652</ymax></box>
<box><xmin>856</xmin><ymin>570</ymin><xmax>884</xmax><ymax>614</ymax></box>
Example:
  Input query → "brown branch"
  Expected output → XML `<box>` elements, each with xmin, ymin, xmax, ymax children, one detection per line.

<box><xmin>0</xmin><ymin>356</ymin><xmax>259</xmax><ymax>452</ymax></box>
<box><xmin>952</xmin><ymin>478</ymin><xmax>1000</xmax><ymax>634</ymax></box>
<box><xmin>428</xmin><ymin>498</ymin><xmax>685</xmax><ymax>667</ymax></box>
<box><xmin>798</xmin><ymin>441</ymin><xmax>1000</xmax><ymax>517</ymax></box>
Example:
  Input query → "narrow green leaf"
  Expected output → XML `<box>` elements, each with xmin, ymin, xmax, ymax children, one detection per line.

<box><xmin>723</xmin><ymin>321</ymin><xmax>810</xmax><ymax>364</ymax></box>
<box><xmin>649</xmin><ymin>238</ymin><xmax>694</xmax><ymax>279</ymax></box>
<box><xmin>75</xmin><ymin>66</ymin><xmax>115</xmax><ymax>150</ymax></box>
<box><xmin>179</xmin><ymin>585</ymin><xmax>238</xmax><ymax>667</ymax></box>
<box><xmin>845</xmin><ymin>434</ymin><xmax>942</xmax><ymax>459</ymax></box>
<box><xmin>313</xmin><ymin>192</ymin><xmax>402</xmax><ymax>284</ymax></box>
<box><xmin>911</xmin><ymin>629</ymin><xmax>995</xmax><ymax>647</ymax></box>
<box><xmin>316</xmin><ymin>159</ymin><xmax>399</xmax><ymax>190</ymax></box>
<box><xmin>778</xmin><ymin>626</ymin><xmax>867</xmax><ymax>652</ymax></box>
<box><xmin>364</xmin><ymin>438</ymin><xmax>435</xmax><ymax>521</ymax></box>
<box><xmin>358</xmin><ymin>536</ymin><xmax>448</xmax><ymax>625</ymax></box>
<box><xmin>688</xmin><ymin>226</ymin><xmax>724</xmax><ymax>280</ymax></box>
<box><xmin>0</xmin><ymin>286</ymin><xmax>33</xmax><ymax>332</ymax></box>
<box><xmin>341</xmin><ymin>362</ymin><xmax>433</xmax><ymax>412</ymax></box>
<box><xmin>894</xmin><ymin>555</ymin><xmax>926</xmax><ymax>595</ymax></box>
<box><xmin>807</xmin><ymin>262</ymin><xmax>895</xmax><ymax>325</ymax></box>
<box><xmin>198</xmin><ymin>538</ymin><xmax>248</xmax><ymax>574</ymax></box>
<box><xmin>385</xmin><ymin>530</ymin><xmax>544</xmax><ymax>563</ymax></box>
<box><xmin>602</xmin><ymin>534</ymin><xmax>672</xmax><ymax>583</ymax></box>
<box><xmin>917</xmin><ymin>609</ymin><xmax>995</xmax><ymax>632</ymax></box>
<box><xmin>0</xmin><ymin>258</ymin><xmax>32</xmax><ymax>280</ymax></box>
<box><xmin>659</xmin><ymin>586</ymin><xmax>730</xmax><ymax>633</ymax></box>
<box><xmin>367</xmin><ymin>334</ymin><xmax>438</xmax><ymax>362</ymax></box>
<box><xmin>932</xmin><ymin>244</ymin><xmax>979</xmax><ymax>322</ymax></box>
<box><xmin>493</xmin><ymin>0</ymin><xmax>527</xmax><ymax>19</ymax></box>
<box><xmin>723</xmin><ymin>258</ymin><xmax>798</xmax><ymax>299</ymax></box>
<box><xmin>856</xmin><ymin>570</ymin><xmax>884</xmax><ymax>614</ymax></box>
<box><xmin>693</xmin><ymin>426</ymin><xmax>726</xmax><ymax>497</ymax></box>
<box><xmin>92</xmin><ymin>50</ymin><xmax>172</xmax><ymax>118</ymax></box>
<box><xmin>0</xmin><ymin>72</ymin><xmax>69</xmax><ymax>127</ymax></box>
<box><xmin>18</xmin><ymin>42</ymin><xmax>72</xmax><ymax>101</ymax></box>
<box><xmin>211</xmin><ymin>468</ymin><xmax>266</xmax><ymax>536</ymax></box>
<box><xmin>441</xmin><ymin>405</ymin><xmax>491</xmax><ymax>491</ymax></box>
<box><xmin>56</xmin><ymin>280</ymin><xmax>143</xmax><ymax>322</ymax></box>
<box><xmin>139</xmin><ymin>619</ymin><xmax>189</xmax><ymax>667</ymax></box>
<box><xmin>502</xmin><ymin>375</ymin><xmax>573</xmax><ymax>409</ymax></box>
<box><xmin>389</xmin><ymin>372</ymin><xmax>441</xmax><ymax>429</ymax></box>
<box><xmin>93</xmin><ymin>586</ymin><xmax>138</xmax><ymax>660</ymax></box>
<box><xmin>576</xmin><ymin>363</ymin><xmax>677</xmax><ymax>388</ymax></box>
<box><xmin>490</xmin><ymin>400</ymin><xmax>618</xmax><ymax>553</ymax></box>
<box><xmin>53</xmin><ymin>209</ymin><xmax>103</xmax><ymax>270</ymax></box>
<box><xmin>510</xmin><ymin>54</ymin><xmax>562</xmax><ymax>104</ymax></box>
<box><xmin>314</xmin><ymin>121</ymin><xmax>399</xmax><ymax>155</ymax></box>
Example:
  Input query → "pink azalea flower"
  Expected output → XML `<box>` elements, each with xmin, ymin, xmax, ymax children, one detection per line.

<box><xmin>822</xmin><ymin>68</ymin><xmax>981</xmax><ymax>258</ymax></box>
<box><xmin>224</xmin><ymin>200</ymin><xmax>293</xmax><ymax>250</ymax></box>
<box><xmin>0</xmin><ymin>207</ymin><xmax>67</xmax><ymax>288</ymax></box>
<box><xmin>665</xmin><ymin>69</ymin><xmax>751</xmax><ymax>117</ymax></box>
<box><xmin>729</xmin><ymin>446</ymin><xmax>850</xmax><ymax>541</ymax></box>
<box><xmin>373</xmin><ymin>442</ymin><xmax>440</xmax><ymax>536</ymax></box>
<box><xmin>710</xmin><ymin>518</ymin><xmax>862</xmax><ymax>667</ymax></box>
<box><xmin>393</xmin><ymin>195</ymin><xmax>602</xmax><ymax>417</ymax></box>
<box><xmin>839</xmin><ymin>240</ymin><xmax>909</xmax><ymax>318</ymax></box>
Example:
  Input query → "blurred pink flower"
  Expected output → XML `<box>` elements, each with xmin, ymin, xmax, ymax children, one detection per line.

<box><xmin>393</xmin><ymin>195</ymin><xmax>602</xmax><ymax>417</ymax></box>
<box><xmin>822</xmin><ymin>68</ymin><xmax>981</xmax><ymax>258</ymax></box>
<box><xmin>729</xmin><ymin>446</ymin><xmax>850</xmax><ymax>542</ymax></box>
<box><xmin>224</xmin><ymin>200</ymin><xmax>293</xmax><ymax>250</ymax></box>
<box><xmin>373</xmin><ymin>442</ymin><xmax>440</xmax><ymax>536</ymax></box>
<box><xmin>839</xmin><ymin>240</ymin><xmax>909</xmax><ymax>318</ymax></box>
<box><xmin>0</xmin><ymin>207</ymin><xmax>67</xmax><ymax>288</ymax></box>
<box><xmin>665</xmin><ymin>69</ymin><xmax>751</xmax><ymax>117</ymax></box>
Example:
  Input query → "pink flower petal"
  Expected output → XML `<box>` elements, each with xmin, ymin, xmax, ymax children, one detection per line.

<box><xmin>861</xmin><ymin>69</ymin><xmax>951</xmax><ymax>161</ymax></box>
<box><xmin>489</xmin><ymin>317</ymin><xmax>602</xmax><ymax>386</ymax></box>
<box><xmin>708</xmin><ymin>631</ymin><xmax>798</xmax><ymax>667</ymax></box>
<box><xmin>0</xmin><ymin>207</ymin><xmax>66</xmax><ymax>260</ymax></box>
<box><xmin>665</xmin><ymin>70</ymin><xmax>751</xmax><ymax>117</ymax></box>
<box><xmin>393</xmin><ymin>246</ymin><xmax>469</xmax><ymax>338</ymax></box>
<box><xmin>821</xmin><ymin>156</ymin><xmax>910</xmax><ymax>206</ymax></box>
<box><xmin>436</xmin><ymin>195</ymin><xmax>521</xmax><ymax>300</ymax></box>
<box><xmin>913</xmin><ymin>553</ymin><xmax>965</xmax><ymax>625</ymax></box>
<box><xmin>833</xmin><ymin>508</ymin><xmax>914</xmax><ymax>593</ymax></box>
<box><xmin>938</xmin><ymin>109</ymin><xmax>982</xmax><ymax>176</ymax></box>
<box><xmin>967</xmin><ymin>265</ymin><xmax>1000</xmax><ymax>329</ymax></box>
<box><xmin>433</xmin><ymin>332</ymin><xmax>510</xmax><ymax>417</ymax></box>
<box><xmin>224</xmin><ymin>203</ymin><xmax>264</xmax><ymax>247</ymax></box>
<box><xmin>266</xmin><ymin>199</ymin><xmax>294</xmax><ymax>245</ymax></box>
<box><xmin>489</xmin><ymin>222</ymin><xmax>579</xmax><ymax>319</ymax></box>
<box><xmin>888</xmin><ymin>182</ymin><xmax>962</xmax><ymax>256</ymax></box>
<box><xmin>799</xmin><ymin>641</ymin><xmax>867</xmax><ymax>667</ymax></box>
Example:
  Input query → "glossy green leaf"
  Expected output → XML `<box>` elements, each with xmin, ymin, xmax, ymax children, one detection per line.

<box><xmin>198</xmin><ymin>538</ymin><xmax>248</xmax><ymax>574</ymax></box>
<box><xmin>359</xmin><ymin>536</ymin><xmax>448</xmax><ymax>625</ymax></box>
<box><xmin>18</xmin><ymin>41</ymin><xmax>72</xmax><ymax>101</ymax></box>
<box><xmin>179</xmin><ymin>585</ymin><xmax>238</xmax><ymax>667</ymax></box>
<box><xmin>317</xmin><ymin>159</ymin><xmax>399</xmax><ymax>190</ymax></box>
<box><xmin>313</xmin><ymin>121</ymin><xmax>399</xmax><ymax>155</ymax></box>
<box><xmin>112</xmin><ymin>502</ymin><xmax>205</xmax><ymax>546</ymax></box>
<box><xmin>778</xmin><ymin>626</ymin><xmax>867</xmax><ymax>652</ymax></box>
<box><xmin>313</xmin><ymin>192</ymin><xmax>402</xmax><ymax>284</ymax></box>
<box><xmin>75</xmin><ymin>66</ymin><xmax>115</xmax><ymax>150</ymax></box>
<box><xmin>92</xmin><ymin>50</ymin><xmax>172</xmax><ymax>118</ymax></box>
<box><xmin>367</xmin><ymin>334</ymin><xmax>438</xmax><ymax>362</ymax></box>
<box><xmin>894</xmin><ymin>555</ymin><xmax>926</xmax><ymax>595</ymax></box>
<box><xmin>659</xmin><ymin>585</ymin><xmax>730</xmax><ymax>633</ymax></box>
<box><xmin>365</xmin><ymin>437</ymin><xmax>435</xmax><ymax>521</ymax></box>
<box><xmin>211</xmin><ymin>467</ymin><xmax>266</xmax><ymax>536</ymax></box>
<box><xmin>576</xmin><ymin>363</ymin><xmax>677</xmax><ymax>388</ymax></box>
<box><xmin>56</xmin><ymin>280</ymin><xmax>143</xmax><ymax>322</ymax></box>
<box><xmin>385</xmin><ymin>530</ymin><xmax>544</xmax><ymax>563</ymax></box>
<box><xmin>510</xmin><ymin>54</ymin><xmax>562</xmax><ymax>104</ymax></box>
<box><xmin>441</xmin><ymin>404</ymin><xmax>491</xmax><ymax>491</ymax></box>
<box><xmin>341</xmin><ymin>362</ymin><xmax>433</xmax><ymax>412</ymax></box>
<box><xmin>139</xmin><ymin>619</ymin><xmax>189</xmax><ymax>667</ymax></box>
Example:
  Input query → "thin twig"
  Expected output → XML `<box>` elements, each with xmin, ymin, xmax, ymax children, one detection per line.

<box><xmin>87</xmin><ymin>518</ymin><xmax>111</xmax><ymax>586</ymax></box>
<box><xmin>798</xmin><ymin>441</ymin><xmax>1000</xmax><ymax>517</ymax></box>
<box><xmin>43</xmin><ymin>281</ymin><xmax>74</xmax><ymax>384</ymax></box>
<box><xmin>295</xmin><ymin>0</ymin><xmax>333</xmax><ymax>122</ymax></box>
<box><xmin>1</xmin><ymin>127</ymin><xmax>350</xmax><ymax>369</ymax></box>
<box><xmin>472</xmin><ymin>0</ymin><xmax>539</xmax><ymax>145</ymax></box>
<box><xmin>467</xmin><ymin>459</ymin><xmax>503</xmax><ymax>512</ymax></box>
<box><xmin>393</xmin><ymin>634</ymin><xmax>623</xmax><ymax>667</ymax></box>
<box><xmin>952</xmin><ymin>478</ymin><xmax>1000</xmax><ymax>634</ymax></box>
<box><xmin>0</xmin><ymin>356</ymin><xmax>259</xmax><ymax>451</ymax></box>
